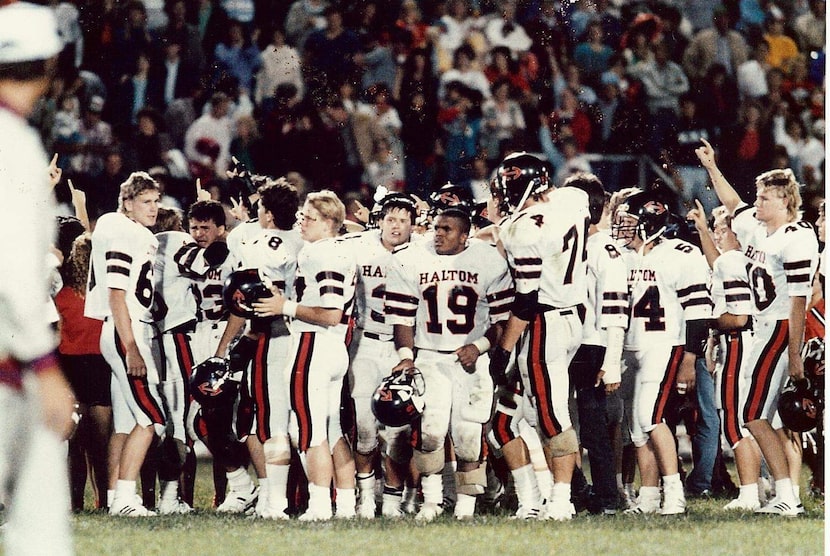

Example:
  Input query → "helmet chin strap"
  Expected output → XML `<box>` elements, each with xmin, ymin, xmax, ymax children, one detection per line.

<box><xmin>513</xmin><ymin>182</ymin><xmax>535</xmax><ymax>214</ymax></box>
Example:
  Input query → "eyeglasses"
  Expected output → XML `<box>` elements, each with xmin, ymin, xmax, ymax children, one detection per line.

<box><xmin>295</xmin><ymin>211</ymin><xmax>319</xmax><ymax>223</ymax></box>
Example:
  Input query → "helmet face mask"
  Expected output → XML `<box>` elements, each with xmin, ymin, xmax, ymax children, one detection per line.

<box><xmin>613</xmin><ymin>191</ymin><xmax>670</xmax><ymax>247</ymax></box>
<box><xmin>190</xmin><ymin>357</ymin><xmax>238</xmax><ymax>407</ymax></box>
<box><xmin>612</xmin><ymin>205</ymin><xmax>638</xmax><ymax>247</ymax></box>
<box><xmin>493</xmin><ymin>152</ymin><xmax>551</xmax><ymax>215</ymax></box>
<box><xmin>371</xmin><ymin>368</ymin><xmax>426</xmax><ymax>427</ymax></box>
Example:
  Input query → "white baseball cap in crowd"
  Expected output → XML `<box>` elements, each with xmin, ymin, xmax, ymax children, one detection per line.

<box><xmin>0</xmin><ymin>1</ymin><xmax>62</xmax><ymax>64</ymax></box>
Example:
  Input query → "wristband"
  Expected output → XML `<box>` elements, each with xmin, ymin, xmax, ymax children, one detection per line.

<box><xmin>282</xmin><ymin>300</ymin><xmax>298</xmax><ymax>318</ymax></box>
<box><xmin>397</xmin><ymin>347</ymin><xmax>414</xmax><ymax>361</ymax></box>
<box><xmin>472</xmin><ymin>337</ymin><xmax>491</xmax><ymax>354</ymax></box>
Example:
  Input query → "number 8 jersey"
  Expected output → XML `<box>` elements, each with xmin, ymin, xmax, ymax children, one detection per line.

<box><xmin>85</xmin><ymin>212</ymin><xmax>158</xmax><ymax>323</ymax></box>
<box><xmin>731</xmin><ymin>203</ymin><xmax>819</xmax><ymax>322</ymax></box>
<box><xmin>622</xmin><ymin>237</ymin><xmax>713</xmax><ymax>350</ymax></box>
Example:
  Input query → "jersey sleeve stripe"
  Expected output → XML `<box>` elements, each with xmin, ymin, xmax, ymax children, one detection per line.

<box><xmin>514</xmin><ymin>270</ymin><xmax>542</xmax><ymax>279</ymax></box>
<box><xmin>385</xmin><ymin>291</ymin><xmax>419</xmax><ymax>305</ymax></box>
<box><xmin>723</xmin><ymin>280</ymin><xmax>750</xmax><ymax>289</ymax></box>
<box><xmin>734</xmin><ymin>205</ymin><xmax>753</xmax><ymax>218</ymax></box>
<box><xmin>319</xmin><ymin>286</ymin><xmax>344</xmax><ymax>296</ymax></box>
<box><xmin>513</xmin><ymin>257</ymin><xmax>543</xmax><ymax>265</ymax></box>
<box><xmin>681</xmin><ymin>297</ymin><xmax>714</xmax><ymax>308</ymax></box>
<box><xmin>385</xmin><ymin>307</ymin><xmax>417</xmax><ymax>317</ymax></box>
<box><xmin>786</xmin><ymin>274</ymin><xmax>811</xmax><ymax>283</ymax></box>
<box><xmin>601</xmin><ymin>306</ymin><xmax>627</xmax><ymax>314</ymax></box>
<box><xmin>783</xmin><ymin>260</ymin><xmax>813</xmax><ymax>270</ymax></box>
<box><xmin>677</xmin><ymin>283</ymin><xmax>709</xmax><ymax>297</ymax></box>
<box><xmin>106</xmin><ymin>251</ymin><xmax>133</xmax><ymax>263</ymax></box>
<box><xmin>106</xmin><ymin>265</ymin><xmax>130</xmax><ymax>276</ymax></box>
<box><xmin>602</xmin><ymin>292</ymin><xmax>628</xmax><ymax>301</ymax></box>
<box><xmin>725</xmin><ymin>293</ymin><xmax>752</xmax><ymax>302</ymax></box>
<box><xmin>315</xmin><ymin>271</ymin><xmax>345</xmax><ymax>282</ymax></box>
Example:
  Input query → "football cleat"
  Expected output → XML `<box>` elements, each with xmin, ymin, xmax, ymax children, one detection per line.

<box><xmin>659</xmin><ymin>494</ymin><xmax>686</xmax><ymax>515</ymax></box>
<box><xmin>543</xmin><ymin>498</ymin><xmax>576</xmax><ymax>521</ymax></box>
<box><xmin>723</xmin><ymin>497</ymin><xmax>760</xmax><ymax>511</ymax></box>
<box><xmin>511</xmin><ymin>505</ymin><xmax>541</xmax><ymax>520</ymax></box>
<box><xmin>623</xmin><ymin>496</ymin><xmax>661</xmax><ymax>515</ymax></box>
<box><xmin>258</xmin><ymin>506</ymin><xmax>290</xmax><ymax>521</ymax></box>
<box><xmin>216</xmin><ymin>485</ymin><xmax>259</xmax><ymax>514</ymax></box>
<box><xmin>755</xmin><ymin>497</ymin><xmax>801</xmax><ymax>516</ymax></box>
<box><xmin>357</xmin><ymin>499</ymin><xmax>376</xmax><ymax>519</ymax></box>
<box><xmin>109</xmin><ymin>495</ymin><xmax>157</xmax><ymax>517</ymax></box>
<box><xmin>298</xmin><ymin>507</ymin><xmax>333</xmax><ymax>522</ymax></box>
<box><xmin>414</xmin><ymin>503</ymin><xmax>443</xmax><ymax>523</ymax></box>
<box><xmin>157</xmin><ymin>498</ymin><xmax>193</xmax><ymax>515</ymax></box>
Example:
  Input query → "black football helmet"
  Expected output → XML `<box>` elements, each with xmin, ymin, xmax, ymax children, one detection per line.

<box><xmin>428</xmin><ymin>182</ymin><xmax>475</xmax><ymax>218</ymax></box>
<box><xmin>613</xmin><ymin>189</ymin><xmax>671</xmax><ymax>247</ymax></box>
<box><xmin>370</xmin><ymin>192</ymin><xmax>419</xmax><ymax>228</ymax></box>
<box><xmin>492</xmin><ymin>152</ymin><xmax>551</xmax><ymax>214</ymax></box>
<box><xmin>190</xmin><ymin>357</ymin><xmax>238</xmax><ymax>408</ymax></box>
<box><xmin>777</xmin><ymin>378</ymin><xmax>821</xmax><ymax>432</ymax></box>
<box><xmin>222</xmin><ymin>268</ymin><xmax>272</xmax><ymax>318</ymax></box>
<box><xmin>802</xmin><ymin>337</ymin><xmax>825</xmax><ymax>391</ymax></box>
<box><xmin>371</xmin><ymin>367</ymin><xmax>426</xmax><ymax>427</ymax></box>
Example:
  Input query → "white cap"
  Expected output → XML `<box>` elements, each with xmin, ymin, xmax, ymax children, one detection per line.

<box><xmin>0</xmin><ymin>2</ymin><xmax>62</xmax><ymax>64</ymax></box>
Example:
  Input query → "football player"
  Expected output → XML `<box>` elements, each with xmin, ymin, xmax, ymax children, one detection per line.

<box><xmin>341</xmin><ymin>193</ymin><xmax>418</xmax><ymax>518</ymax></box>
<box><xmin>385</xmin><ymin>208</ymin><xmax>513</xmax><ymax>521</ymax></box>
<box><xmin>85</xmin><ymin>171</ymin><xmax>166</xmax><ymax>517</ymax></box>
<box><xmin>488</xmin><ymin>152</ymin><xmax>591</xmax><ymax>521</ymax></box>
<box><xmin>687</xmin><ymin>204</ymin><xmax>763</xmax><ymax>511</ymax></box>
<box><xmin>696</xmin><ymin>138</ymin><xmax>819</xmax><ymax>516</ymax></box>
<box><xmin>611</xmin><ymin>187</ymin><xmax>713</xmax><ymax>516</ymax></box>
<box><xmin>150</xmin><ymin>207</ymin><xmax>198</xmax><ymax>514</ymax></box>
<box><xmin>253</xmin><ymin>190</ymin><xmax>358</xmax><ymax>521</ymax></box>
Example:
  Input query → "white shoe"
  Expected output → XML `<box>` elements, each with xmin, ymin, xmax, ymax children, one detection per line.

<box><xmin>110</xmin><ymin>495</ymin><xmax>156</xmax><ymax>517</ymax></box>
<box><xmin>381</xmin><ymin>500</ymin><xmax>404</xmax><ymax>518</ymax></box>
<box><xmin>158</xmin><ymin>498</ymin><xmax>193</xmax><ymax>515</ymax></box>
<box><xmin>335</xmin><ymin>506</ymin><xmax>356</xmax><ymax>520</ymax></box>
<box><xmin>755</xmin><ymin>497</ymin><xmax>801</xmax><ymax>516</ymax></box>
<box><xmin>217</xmin><ymin>486</ymin><xmax>259</xmax><ymax>514</ymax></box>
<box><xmin>402</xmin><ymin>490</ymin><xmax>419</xmax><ymax>515</ymax></box>
<box><xmin>357</xmin><ymin>499</ymin><xmax>376</xmax><ymax>519</ymax></box>
<box><xmin>511</xmin><ymin>505</ymin><xmax>541</xmax><ymax>520</ymax></box>
<box><xmin>259</xmin><ymin>506</ymin><xmax>290</xmax><ymax>520</ymax></box>
<box><xmin>621</xmin><ymin>485</ymin><xmax>637</xmax><ymax>510</ymax></box>
<box><xmin>660</xmin><ymin>493</ymin><xmax>686</xmax><ymax>515</ymax></box>
<box><xmin>723</xmin><ymin>497</ymin><xmax>760</xmax><ymax>511</ymax></box>
<box><xmin>623</xmin><ymin>497</ymin><xmax>660</xmax><ymax>515</ymax></box>
<box><xmin>543</xmin><ymin>498</ymin><xmax>575</xmax><ymax>521</ymax></box>
<box><xmin>415</xmin><ymin>503</ymin><xmax>443</xmax><ymax>522</ymax></box>
<box><xmin>298</xmin><ymin>507</ymin><xmax>333</xmax><ymax>522</ymax></box>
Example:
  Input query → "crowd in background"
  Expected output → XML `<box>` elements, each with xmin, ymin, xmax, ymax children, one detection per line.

<box><xmin>33</xmin><ymin>0</ymin><xmax>826</xmax><ymax>227</ymax></box>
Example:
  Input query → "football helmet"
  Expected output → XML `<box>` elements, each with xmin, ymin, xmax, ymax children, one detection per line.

<box><xmin>777</xmin><ymin>378</ymin><xmax>821</xmax><ymax>432</ymax></box>
<box><xmin>428</xmin><ymin>182</ymin><xmax>475</xmax><ymax>217</ymax></box>
<box><xmin>190</xmin><ymin>357</ymin><xmax>238</xmax><ymax>408</ymax></box>
<box><xmin>370</xmin><ymin>191</ymin><xmax>419</xmax><ymax>228</ymax></box>
<box><xmin>802</xmin><ymin>336</ymin><xmax>825</xmax><ymax>391</ymax></box>
<box><xmin>371</xmin><ymin>368</ymin><xmax>426</xmax><ymax>427</ymax></box>
<box><xmin>492</xmin><ymin>152</ymin><xmax>551</xmax><ymax>214</ymax></box>
<box><xmin>613</xmin><ymin>189</ymin><xmax>671</xmax><ymax>247</ymax></box>
<box><xmin>222</xmin><ymin>268</ymin><xmax>272</xmax><ymax>318</ymax></box>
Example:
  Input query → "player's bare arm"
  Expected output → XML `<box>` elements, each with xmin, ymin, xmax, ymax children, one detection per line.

<box><xmin>788</xmin><ymin>295</ymin><xmax>808</xmax><ymax>381</ymax></box>
<box><xmin>694</xmin><ymin>138</ymin><xmax>742</xmax><ymax>213</ymax></box>
<box><xmin>109</xmin><ymin>288</ymin><xmax>146</xmax><ymax>377</ymax></box>
<box><xmin>392</xmin><ymin>323</ymin><xmax>415</xmax><ymax>372</ymax></box>
<box><xmin>252</xmin><ymin>286</ymin><xmax>343</xmax><ymax>327</ymax></box>
<box><xmin>213</xmin><ymin>313</ymin><xmax>247</xmax><ymax>357</ymax></box>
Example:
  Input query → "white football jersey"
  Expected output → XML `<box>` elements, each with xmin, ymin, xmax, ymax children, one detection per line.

<box><xmin>173</xmin><ymin>239</ymin><xmax>234</xmax><ymax>322</ymax></box>
<box><xmin>292</xmin><ymin>236</ymin><xmax>357</xmax><ymax>338</ymax></box>
<box><xmin>711</xmin><ymin>249</ymin><xmax>753</xmax><ymax>320</ymax></box>
<box><xmin>622</xmin><ymin>238</ymin><xmax>713</xmax><ymax>350</ymax></box>
<box><xmin>85</xmin><ymin>212</ymin><xmax>158</xmax><ymax>323</ymax></box>
<box><xmin>154</xmin><ymin>230</ymin><xmax>198</xmax><ymax>332</ymax></box>
<box><xmin>236</xmin><ymin>227</ymin><xmax>304</xmax><ymax>298</ymax></box>
<box><xmin>385</xmin><ymin>239</ymin><xmax>514</xmax><ymax>352</ymax></box>
<box><xmin>732</xmin><ymin>204</ymin><xmax>819</xmax><ymax>322</ymax></box>
<box><xmin>500</xmin><ymin>187</ymin><xmax>590</xmax><ymax>309</ymax></box>
<box><xmin>340</xmin><ymin>230</ymin><xmax>398</xmax><ymax>336</ymax></box>
<box><xmin>583</xmin><ymin>230</ymin><xmax>629</xmax><ymax>346</ymax></box>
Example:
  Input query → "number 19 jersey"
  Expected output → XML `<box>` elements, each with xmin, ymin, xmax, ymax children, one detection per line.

<box><xmin>85</xmin><ymin>212</ymin><xmax>158</xmax><ymax>323</ymax></box>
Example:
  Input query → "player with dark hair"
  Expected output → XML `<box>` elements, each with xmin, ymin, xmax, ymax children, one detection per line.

<box><xmin>385</xmin><ymin>208</ymin><xmax>513</xmax><ymax>521</ymax></box>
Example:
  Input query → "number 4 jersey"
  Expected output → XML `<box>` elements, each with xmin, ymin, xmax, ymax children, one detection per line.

<box><xmin>85</xmin><ymin>212</ymin><xmax>158</xmax><ymax>323</ymax></box>
<box><xmin>731</xmin><ymin>204</ymin><xmax>819</xmax><ymax>322</ymax></box>
<box><xmin>622</xmin><ymin>238</ymin><xmax>713</xmax><ymax>351</ymax></box>
<box><xmin>385</xmin><ymin>238</ymin><xmax>514</xmax><ymax>352</ymax></box>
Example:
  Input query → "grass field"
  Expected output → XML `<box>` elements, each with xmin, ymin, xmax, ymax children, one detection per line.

<box><xmin>69</xmin><ymin>459</ymin><xmax>825</xmax><ymax>556</ymax></box>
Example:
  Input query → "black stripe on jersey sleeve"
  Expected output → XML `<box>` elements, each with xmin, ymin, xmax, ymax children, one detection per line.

<box><xmin>602</xmin><ymin>292</ymin><xmax>628</xmax><ymax>300</ymax></box>
<box><xmin>602</xmin><ymin>306</ymin><xmax>628</xmax><ymax>314</ymax></box>
<box><xmin>320</xmin><ymin>286</ymin><xmax>345</xmax><ymax>296</ymax></box>
<box><xmin>734</xmin><ymin>205</ymin><xmax>753</xmax><ymax>218</ymax></box>
<box><xmin>725</xmin><ymin>293</ymin><xmax>751</xmax><ymax>302</ymax></box>
<box><xmin>106</xmin><ymin>251</ymin><xmax>133</xmax><ymax>263</ymax></box>
<box><xmin>513</xmin><ymin>257</ymin><xmax>543</xmax><ymax>265</ymax></box>
<box><xmin>107</xmin><ymin>265</ymin><xmax>130</xmax><ymax>276</ymax></box>
<box><xmin>786</xmin><ymin>274</ymin><xmax>811</xmax><ymax>283</ymax></box>
<box><xmin>385</xmin><ymin>291</ymin><xmax>419</xmax><ymax>305</ymax></box>
<box><xmin>677</xmin><ymin>283</ymin><xmax>709</xmax><ymax>297</ymax></box>
<box><xmin>514</xmin><ymin>270</ymin><xmax>542</xmax><ymax>279</ymax></box>
<box><xmin>723</xmin><ymin>280</ymin><xmax>750</xmax><ymax>289</ymax></box>
<box><xmin>315</xmin><ymin>271</ymin><xmax>346</xmax><ymax>282</ymax></box>
<box><xmin>783</xmin><ymin>260</ymin><xmax>812</xmax><ymax>270</ymax></box>
<box><xmin>386</xmin><ymin>307</ymin><xmax>417</xmax><ymax>317</ymax></box>
<box><xmin>681</xmin><ymin>298</ymin><xmax>714</xmax><ymax>308</ymax></box>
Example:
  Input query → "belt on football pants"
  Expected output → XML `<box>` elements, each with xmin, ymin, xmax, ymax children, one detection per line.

<box><xmin>537</xmin><ymin>303</ymin><xmax>585</xmax><ymax>323</ymax></box>
<box><xmin>359</xmin><ymin>329</ymin><xmax>393</xmax><ymax>342</ymax></box>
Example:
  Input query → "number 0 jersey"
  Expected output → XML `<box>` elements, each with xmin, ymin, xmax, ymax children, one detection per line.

<box><xmin>732</xmin><ymin>204</ymin><xmax>819</xmax><ymax>322</ymax></box>
<box><xmin>385</xmin><ymin>238</ymin><xmax>513</xmax><ymax>352</ymax></box>
<box><xmin>85</xmin><ymin>212</ymin><xmax>158</xmax><ymax>323</ymax></box>
<box><xmin>500</xmin><ymin>187</ymin><xmax>590</xmax><ymax>309</ymax></box>
<box><xmin>622</xmin><ymin>238</ymin><xmax>713</xmax><ymax>350</ymax></box>
<box><xmin>292</xmin><ymin>236</ymin><xmax>357</xmax><ymax>338</ymax></box>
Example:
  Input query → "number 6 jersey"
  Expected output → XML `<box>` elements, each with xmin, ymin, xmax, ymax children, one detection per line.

<box><xmin>85</xmin><ymin>212</ymin><xmax>158</xmax><ymax>323</ymax></box>
<box><xmin>731</xmin><ymin>203</ymin><xmax>819</xmax><ymax>322</ymax></box>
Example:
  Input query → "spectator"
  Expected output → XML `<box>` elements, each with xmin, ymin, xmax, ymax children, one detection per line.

<box><xmin>694</xmin><ymin>63</ymin><xmax>741</xmax><ymax>133</ymax></box>
<box><xmin>435</xmin><ymin>0</ymin><xmax>474</xmax><ymax>69</ymax></box>
<box><xmin>438</xmin><ymin>82</ymin><xmax>482</xmax><ymax>185</ymax></box>
<box><xmin>400</xmin><ymin>88</ymin><xmax>440</xmax><ymax>199</ymax></box>
<box><xmin>438</xmin><ymin>43</ymin><xmax>492</xmax><ymax>104</ymax></box>
<box><xmin>546</xmin><ymin>87</ymin><xmax>592</xmax><ymax>153</ymax></box>
<box><xmin>303</xmin><ymin>5</ymin><xmax>361</xmax><ymax>101</ymax></box>
<box><xmin>213</xmin><ymin>20</ymin><xmax>262</xmax><ymax>95</ymax></box>
<box><xmin>283</xmin><ymin>0</ymin><xmax>328</xmax><ymax>53</ymax></box>
<box><xmin>363</xmin><ymin>137</ymin><xmax>405</xmax><ymax>192</ymax></box>
<box><xmin>736</xmin><ymin>37</ymin><xmax>770</xmax><ymax>100</ymax></box>
<box><xmin>394</xmin><ymin>0</ymin><xmax>430</xmax><ymax>53</ymax></box>
<box><xmin>110</xmin><ymin>0</ymin><xmax>154</xmax><ymax>89</ymax></box>
<box><xmin>64</xmin><ymin>95</ymin><xmax>114</xmax><ymax>178</ymax></box>
<box><xmin>156</xmin><ymin>0</ymin><xmax>205</xmax><ymax>75</ymax></box>
<box><xmin>355</xmin><ymin>33</ymin><xmax>397</xmax><ymax>94</ymax></box>
<box><xmin>573</xmin><ymin>20</ymin><xmax>615</xmax><ymax>87</ymax></box>
<box><xmin>480</xmin><ymin>78</ymin><xmax>526</xmax><ymax>166</ymax></box>
<box><xmin>359</xmin><ymin>82</ymin><xmax>403</xmax><ymax>163</ymax></box>
<box><xmin>184</xmin><ymin>91</ymin><xmax>233</xmax><ymax>179</ymax></box>
<box><xmin>394</xmin><ymin>47</ymin><xmax>438</xmax><ymax>107</ymax></box>
<box><xmin>773</xmin><ymin>115</ymin><xmax>821</xmax><ymax>184</ymax></box>
<box><xmin>151</xmin><ymin>34</ymin><xmax>200</xmax><ymax>111</ymax></box>
<box><xmin>794</xmin><ymin>0</ymin><xmax>826</xmax><ymax>52</ymax></box>
<box><xmin>763</xmin><ymin>10</ymin><xmax>799</xmax><ymax>73</ymax></box>
<box><xmin>682</xmin><ymin>5</ymin><xmax>749</xmax><ymax>83</ymax></box>
<box><xmin>111</xmin><ymin>51</ymin><xmax>159</xmax><ymax>132</ymax></box>
<box><xmin>483</xmin><ymin>0</ymin><xmax>532</xmax><ymax>56</ymax></box>
<box><xmin>189</xmin><ymin>0</ymin><xmax>230</xmax><ymax>60</ymax></box>
<box><xmin>123</xmin><ymin>107</ymin><xmax>176</xmax><ymax>174</ymax></box>
<box><xmin>719</xmin><ymin>99</ymin><xmax>775</xmax><ymax>199</ymax></box>
<box><xmin>229</xmin><ymin>113</ymin><xmax>264</xmax><ymax>174</ymax></box>
<box><xmin>254</xmin><ymin>27</ymin><xmax>304</xmax><ymax>107</ymax></box>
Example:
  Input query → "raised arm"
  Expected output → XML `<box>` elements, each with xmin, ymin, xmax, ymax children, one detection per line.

<box><xmin>694</xmin><ymin>138</ymin><xmax>743</xmax><ymax>214</ymax></box>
